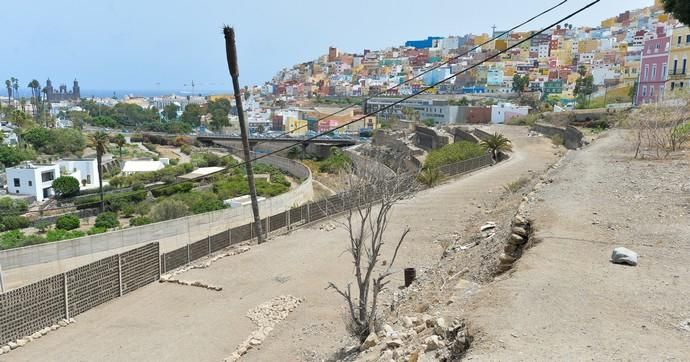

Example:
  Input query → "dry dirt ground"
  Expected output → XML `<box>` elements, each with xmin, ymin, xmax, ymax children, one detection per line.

<box><xmin>0</xmin><ymin>125</ymin><xmax>560</xmax><ymax>362</ymax></box>
<box><xmin>466</xmin><ymin>129</ymin><xmax>690</xmax><ymax>360</ymax></box>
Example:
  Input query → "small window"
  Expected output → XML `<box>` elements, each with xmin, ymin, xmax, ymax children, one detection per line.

<box><xmin>28</xmin><ymin>181</ymin><xmax>32</xmax><ymax>187</ymax></box>
<box><xmin>678</xmin><ymin>36</ymin><xmax>682</xmax><ymax>45</ymax></box>
<box><xmin>13</xmin><ymin>178</ymin><xmax>20</xmax><ymax>187</ymax></box>
<box><xmin>686</xmin><ymin>34</ymin><xmax>690</xmax><ymax>44</ymax></box>
<box><xmin>642</xmin><ymin>86</ymin><xmax>647</xmax><ymax>97</ymax></box>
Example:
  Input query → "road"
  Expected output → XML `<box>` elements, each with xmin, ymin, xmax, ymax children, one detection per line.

<box><xmin>1</xmin><ymin>126</ymin><xmax>559</xmax><ymax>361</ymax></box>
<box><xmin>465</xmin><ymin>130</ymin><xmax>690</xmax><ymax>360</ymax></box>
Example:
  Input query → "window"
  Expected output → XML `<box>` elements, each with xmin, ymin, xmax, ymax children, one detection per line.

<box><xmin>671</xmin><ymin>82</ymin><xmax>676</xmax><ymax>90</ymax></box>
<box><xmin>686</xmin><ymin>34</ymin><xmax>690</xmax><ymax>44</ymax></box>
<box><xmin>683</xmin><ymin>58</ymin><xmax>687</xmax><ymax>74</ymax></box>
<box><xmin>674</xmin><ymin>59</ymin><xmax>679</xmax><ymax>75</ymax></box>
<box><xmin>644</xmin><ymin>64</ymin><xmax>649</xmax><ymax>81</ymax></box>
<box><xmin>652</xmin><ymin>64</ymin><xmax>657</xmax><ymax>80</ymax></box>
<box><xmin>650</xmin><ymin>86</ymin><xmax>654</xmax><ymax>98</ymax></box>
<box><xmin>13</xmin><ymin>178</ymin><xmax>20</xmax><ymax>187</ymax></box>
<box><xmin>662</xmin><ymin>63</ymin><xmax>668</xmax><ymax>78</ymax></box>
<box><xmin>681</xmin><ymin>82</ymin><xmax>685</xmax><ymax>89</ymax></box>
<box><xmin>41</xmin><ymin>171</ymin><xmax>54</xmax><ymax>183</ymax></box>
<box><xmin>678</xmin><ymin>36</ymin><xmax>682</xmax><ymax>45</ymax></box>
<box><xmin>642</xmin><ymin>86</ymin><xmax>647</xmax><ymax>97</ymax></box>
<box><xmin>28</xmin><ymin>181</ymin><xmax>32</xmax><ymax>187</ymax></box>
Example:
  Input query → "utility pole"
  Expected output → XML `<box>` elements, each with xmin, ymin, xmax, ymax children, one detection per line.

<box><xmin>223</xmin><ymin>26</ymin><xmax>265</xmax><ymax>243</ymax></box>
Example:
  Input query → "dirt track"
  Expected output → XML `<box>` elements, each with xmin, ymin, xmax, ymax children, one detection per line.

<box><xmin>0</xmin><ymin>126</ymin><xmax>559</xmax><ymax>361</ymax></box>
<box><xmin>466</xmin><ymin>130</ymin><xmax>690</xmax><ymax>360</ymax></box>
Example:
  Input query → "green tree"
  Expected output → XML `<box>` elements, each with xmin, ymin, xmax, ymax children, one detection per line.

<box><xmin>52</xmin><ymin>176</ymin><xmax>81</xmax><ymax>198</ymax></box>
<box><xmin>163</xmin><ymin>103</ymin><xmax>179</xmax><ymax>120</ymax></box>
<box><xmin>422</xmin><ymin>118</ymin><xmax>435</xmax><ymax>127</ymax></box>
<box><xmin>574</xmin><ymin>74</ymin><xmax>595</xmax><ymax>108</ymax></box>
<box><xmin>400</xmin><ymin>106</ymin><xmax>419</xmax><ymax>122</ymax></box>
<box><xmin>662</xmin><ymin>0</ymin><xmax>690</xmax><ymax>25</ymax></box>
<box><xmin>89</xmin><ymin>131</ymin><xmax>110</xmax><ymax>211</ymax></box>
<box><xmin>210</xmin><ymin>109</ymin><xmax>229</xmax><ymax>131</ymax></box>
<box><xmin>512</xmin><ymin>74</ymin><xmax>529</xmax><ymax>94</ymax></box>
<box><xmin>114</xmin><ymin>133</ymin><xmax>126</xmax><ymax>158</ymax></box>
<box><xmin>0</xmin><ymin>145</ymin><xmax>36</xmax><ymax>167</ymax></box>
<box><xmin>480</xmin><ymin>132</ymin><xmax>513</xmax><ymax>161</ymax></box>
<box><xmin>180</xmin><ymin>103</ymin><xmax>202</xmax><ymax>127</ymax></box>
<box><xmin>27</xmin><ymin>79</ymin><xmax>40</xmax><ymax>119</ymax></box>
<box><xmin>256</xmin><ymin>124</ymin><xmax>265</xmax><ymax>134</ymax></box>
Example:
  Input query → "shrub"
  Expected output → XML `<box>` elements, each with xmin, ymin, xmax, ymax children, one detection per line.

<box><xmin>1</xmin><ymin>215</ymin><xmax>30</xmax><ymax>231</ymax></box>
<box><xmin>0</xmin><ymin>230</ymin><xmax>28</xmax><ymax>249</ymax></box>
<box><xmin>46</xmin><ymin>229</ymin><xmax>86</xmax><ymax>242</ymax></box>
<box><xmin>149</xmin><ymin>199</ymin><xmax>190</xmax><ymax>222</ymax></box>
<box><xmin>95</xmin><ymin>212</ymin><xmax>120</xmax><ymax>229</ymax></box>
<box><xmin>56</xmin><ymin>214</ymin><xmax>81</xmax><ymax>231</ymax></box>
<box><xmin>180</xmin><ymin>144</ymin><xmax>192</xmax><ymax>155</ymax></box>
<box><xmin>52</xmin><ymin>176</ymin><xmax>81</xmax><ymax>198</ymax></box>
<box><xmin>35</xmin><ymin>220</ymin><xmax>52</xmax><ymax>233</ymax></box>
<box><xmin>130</xmin><ymin>216</ymin><xmax>153</xmax><ymax>226</ymax></box>
<box><xmin>151</xmin><ymin>182</ymin><xmax>193</xmax><ymax>197</ymax></box>
<box><xmin>417</xmin><ymin>168</ymin><xmax>442</xmax><ymax>187</ymax></box>
<box><xmin>87</xmin><ymin>226</ymin><xmax>107</xmax><ymax>235</ymax></box>
<box><xmin>161</xmin><ymin>175</ymin><xmax>177</xmax><ymax>184</ymax></box>
<box><xmin>0</xmin><ymin>197</ymin><xmax>29</xmax><ymax>213</ymax></box>
<box><xmin>131</xmin><ymin>182</ymin><xmax>145</xmax><ymax>191</ymax></box>
<box><xmin>143</xmin><ymin>143</ymin><xmax>158</xmax><ymax>152</ymax></box>
<box><xmin>424</xmin><ymin>141</ymin><xmax>486</xmax><ymax>170</ymax></box>
<box><xmin>503</xmin><ymin>177</ymin><xmax>530</xmax><ymax>194</ymax></box>
<box><xmin>170</xmin><ymin>192</ymin><xmax>224</xmax><ymax>214</ymax></box>
<box><xmin>121</xmin><ymin>205</ymin><xmax>136</xmax><ymax>218</ymax></box>
<box><xmin>318</xmin><ymin>147</ymin><xmax>352</xmax><ymax>173</ymax></box>
<box><xmin>551</xmin><ymin>134</ymin><xmax>564</xmax><ymax>146</ymax></box>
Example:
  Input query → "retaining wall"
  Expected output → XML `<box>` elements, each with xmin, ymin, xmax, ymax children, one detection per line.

<box><xmin>531</xmin><ymin>122</ymin><xmax>583</xmax><ymax>150</ymax></box>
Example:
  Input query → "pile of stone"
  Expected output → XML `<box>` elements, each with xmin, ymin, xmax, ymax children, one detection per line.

<box><xmin>165</xmin><ymin>246</ymin><xmax>251</xmax><ymax>278</ymax></box>
<box><xmin>0</xmin><ymin>318</ymin><xmax>75</xmax><ymax>355</ymax></box>
<box><xmin>225</xmin><ymin>295</ymin><xmax>302</xmax><ymax>362</ymax></box>
<box><xmin>159</xmin><ymin>277</ymin><xmax>223</xmax><ymax>291</ymax></box>
<box><xmin>498</xmin><ymin>212</ymin><xmax>531</xmax><ymax>272</ymax></box>
<box><xmin>357</xmin><ymin>315</ymin><xmax>471</xmax><ymax>361</ymax></box>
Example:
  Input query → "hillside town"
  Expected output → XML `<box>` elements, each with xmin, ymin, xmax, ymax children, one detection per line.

<box><xmin>0</xmin><ymin>0</ymin><xmax>689</xmax><ymax>361</ymax></box>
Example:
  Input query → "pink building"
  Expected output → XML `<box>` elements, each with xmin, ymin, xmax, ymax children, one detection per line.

<box><xmin>637</xmin><ymin>34</ymin><xmax>670</xmax><ymax>105</ymax></box>
<box><xmin>318</xmin><ymin>119</ymin><xmax>339</xmax><ymax>133</ymax></box>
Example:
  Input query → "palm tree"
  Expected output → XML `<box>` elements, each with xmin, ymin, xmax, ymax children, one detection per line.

<box><xmin>89</xmin><ymin>131</ymin><xmax>110</xmax><ymax>211</ymax></box>
<box><xmin>114</xmin><ymin>133</ymin><xmax>126</xmax><ymax>158</ymax></box>
<box><xmin>12</xmin><ymin>77</ymin><xmax>19</xmax><ymax>100</ymax></box>
<box><xmin>27</xmin><ymin>79</ymin><xmax>40</xmax><ymax>118</ymax></box>
<box><xmin>480</xmin><ymin>132</ymin><xmax>513</xmax><ymax>161</ymax></box>
<box><xmin>5</xmin><ymin>80</ymin><xmax>12</xmax><ymax>103</ymax></box>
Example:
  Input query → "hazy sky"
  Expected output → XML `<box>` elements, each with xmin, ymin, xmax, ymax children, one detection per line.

<box><xmin>1</xmin><ymin>0</ymin><xmax>652</xmax><ymax>94</ymax></box>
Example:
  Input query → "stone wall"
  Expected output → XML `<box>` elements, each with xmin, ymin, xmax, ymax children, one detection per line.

<box><xmin>530</xmin><ymin>122</ymin><xmax>583</xmax><ymax>150</ymax></box>
<box><xmin>0</xmin><ymin>243</ymin><xmax>159</xmax><ymax>345</ymax></box>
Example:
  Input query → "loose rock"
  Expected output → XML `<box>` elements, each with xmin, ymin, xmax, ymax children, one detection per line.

<box><xmin>424</xmin><ymin>335</ymin><xmax>444</xmax><ymax>351</ymax></box>
<box><xmin>611</xmin><ymin>247</ymin><xmax>638</xmax><ymax>266</ymax></box>
<box><xmin>360</xmin><ymin>333</ymin><xmax>379</xmax><ymax>351</ymax></box>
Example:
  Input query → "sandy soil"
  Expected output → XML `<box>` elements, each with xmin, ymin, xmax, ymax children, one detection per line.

<box><xmin>465</xmin><ymin>129</ymin><xmax>690</xmax><ymax>360</ymax></box>
<box><xmin>0</xmin><ymin>126</ymin><xmax>559</xmax><ymax>361</ymax></box>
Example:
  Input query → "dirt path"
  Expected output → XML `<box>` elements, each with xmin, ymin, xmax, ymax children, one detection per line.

<box><xmin>1</xmin><ymin>126</ymin><xmax>559</xmax><ymax>362</ymax></box>
<box><xmin>466</xmin><ymin>130</ymin><xmax>690</xmax><ymax>360</ymax></box>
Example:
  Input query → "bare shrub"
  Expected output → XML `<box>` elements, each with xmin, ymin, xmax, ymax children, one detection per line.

<box><xmin>503</xmin><ymin>177</ymin><xmax>530</xmax><ymax>194</ymax></box>
<box><xmin>628</xmin><ymin>95</ymin><xmax>690</xmax><ymax>159</ymax></box>
<box><xmin>326</xmin><ymin>166</ymin><xmax>419</xmax><ymax>342</ymax></box>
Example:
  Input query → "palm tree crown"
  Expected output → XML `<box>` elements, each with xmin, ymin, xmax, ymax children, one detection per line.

<box><xmin>480</xmin><ymin>132</ymin><xmax>513</xmax><ymax>160</ymax></box>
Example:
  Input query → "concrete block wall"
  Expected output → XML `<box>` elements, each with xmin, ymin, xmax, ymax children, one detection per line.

<box><xmin>0</xmin><ymin>243</ymin><xmax>159</xmax><ymax>345</ymax></box>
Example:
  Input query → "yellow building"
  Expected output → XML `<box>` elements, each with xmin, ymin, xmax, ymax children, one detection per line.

<box><xmin>601</xmin><ymin>17</ymin><xmax>616</xmax><ymax>28</ymax></box>
<box><xmin>667</xmin><ymin>25</ymin><xmax>690</xmax><ymax>96</ymax></box>
<box><xmin>578</xmin><ymin>39</ymin><xmax>599</xmax><ymax>54</ymax></box>
<box><xmin>286</xmin><ymin>118</ymin><xmax>308</xmax><ymax>136</ymax></box>
<box><xmin>622</xmin><ymin>61</ymin><xmax>640</xmax><ymax>86</ymax></box>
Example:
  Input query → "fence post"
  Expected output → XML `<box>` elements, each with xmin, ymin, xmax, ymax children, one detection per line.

<box><xmin>227</xmin><ymin>228</ymin><xmax>231</xmax><ymax>246</ymax></box>
<box><xmin>63</xmin><ymin>273</ymin><xmax>70</xmax><ymax>319</ymax></box>
<box><xmin>306</xmin><ymin>203</ymin><xmax>311</xmax><ymax>224</ymax></box>
<box><xmin>118</xmin><ymin>254</ymin><xmax>123</xmax><ymax>297</ymax></box>
<box><xmin>186</xmin><ymin>244</ymin><xmax>190</xmax><ymax>264</ymax></box>
<box><xmin>208</xmin><ymin>235</ymin><xmax>211</xmax><ymax>256</ymax></box>
<box><xmin>286</xmin><ymin>207</ymin><xmax>291</xmax><ymax>230</ymax></box>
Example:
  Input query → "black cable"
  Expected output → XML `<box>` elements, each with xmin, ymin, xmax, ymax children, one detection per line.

<box><xmin>252</xmin><ymin>0</ymin><xmax>568</xmax><ymax>146</ymax></box>
<box><xmin>10</xmin><ymin>0</ymin><xmax>600</xmax><ymax>216</ymax></box>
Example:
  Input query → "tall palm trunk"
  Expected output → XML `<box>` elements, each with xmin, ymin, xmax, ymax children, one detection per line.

<box><xmin>97</xmin><ymin>153</ymin><xmax>104</xmax><ymax>212</ymax></box>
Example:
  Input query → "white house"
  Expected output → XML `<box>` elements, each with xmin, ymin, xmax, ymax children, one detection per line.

<box><xmin>57</xmin><ymin>159</ymin><xmax>100</xmax><ymax>189</ymax></box>
<box><xmin>6</xmin><ymin>163</ymin><xmax>60</xmax><ymax>202</ymax></box>
<box><xmin>491</xmin><ymin>103</ymin><xmax>530</xmax><ymax>124</ymax></box>
<box><xmin>121</xmin><ymin>160</ymin><xmax>165</xmax><ymax>176</ymax></box>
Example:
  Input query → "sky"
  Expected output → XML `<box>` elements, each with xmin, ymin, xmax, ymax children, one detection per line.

<box><xmin>0</xmin><ymin>0</ymin><xmax>652</xmax><ymax>95</ymax></box>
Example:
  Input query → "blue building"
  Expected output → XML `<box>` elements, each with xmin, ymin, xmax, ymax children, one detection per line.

<box><xmin>462</xmin><ymin>86</ymin><xmax>486</xmax><ymax>94</ymax></box>
<box><xmin>422</xmin><ymin>67</ymin><xmax>452</xmax><ymax>86</ymax></box>
<box><xmin>405</xmin><ymin>36</ymin><xmax>443</xmax><ymax>49</ymax></box>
